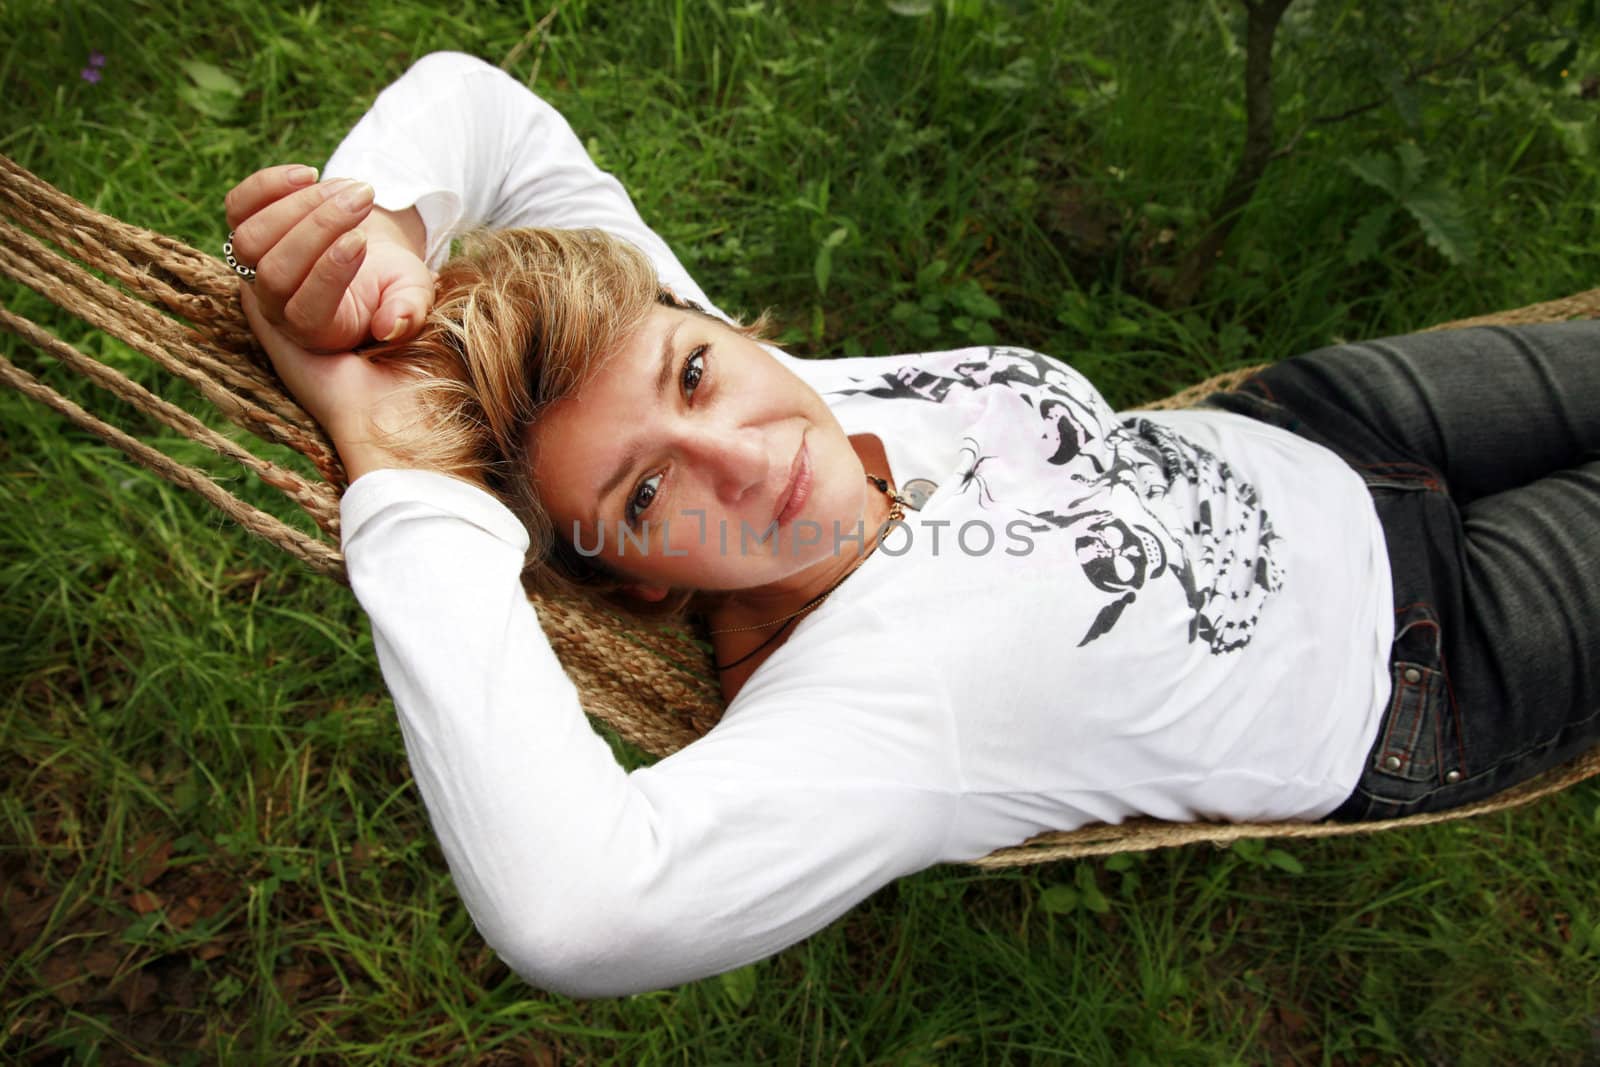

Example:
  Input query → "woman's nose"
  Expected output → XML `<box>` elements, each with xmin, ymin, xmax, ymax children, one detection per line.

<box><xmin>684</xmin><ymin>426</ymin><xmax>768</xmax><ymax>505</ymax></box>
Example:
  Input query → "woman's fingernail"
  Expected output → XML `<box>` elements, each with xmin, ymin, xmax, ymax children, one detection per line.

<box><xmin>337</xmin><ymin>182</ymin><xmax>375</xmax><ymax>212</ymax></box>
<box><xmin>382</xmin><ymin>314</ymin><xmax>412</xmax><ymax>341</ymax></box>
<box><xmin>330</xmin><ymin>229</ymin><xmax>366</xmax><ymax>264</ymax></box>
<box><xmin>288</xmin><ymin>165</ymin><xmax>318</xmax><ymax>186</ymax></box>
<box><xmin>317</xmin><ymin>178</ymin><xmax>355</xmax><ymax>202</ymax></box>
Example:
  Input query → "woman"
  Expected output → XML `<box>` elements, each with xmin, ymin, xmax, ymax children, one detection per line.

<box><xmin>229</xmin><ymin>53</ymin><xmax>1600</xmax><ymax>997</ymax></box>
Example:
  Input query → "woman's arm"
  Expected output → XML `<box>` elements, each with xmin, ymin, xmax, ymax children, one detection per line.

<box><xmin>321</xmin><ymin>51</ymin><xmax>724</xmax><ymax>318</ymax></box>
<box><xmin>229</xmin><ymin>52</ymin><xmax>723</xmax><ymax>355</ymax></box>
<box><xmin>340</xmin><ymin>467</ymin><xmax>956</xmax><ymax>997</ymax></box>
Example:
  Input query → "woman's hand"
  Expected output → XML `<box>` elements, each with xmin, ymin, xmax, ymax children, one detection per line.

<box><xmin>224</xmin><ymin>164</ymin><xmax>434</xmax><ymax>351</ymax></box>
<box><xmin>227</xmin><ymin>164</ymin><xmax>440</xmax><ymax>480</ymax></box>
<box><xmin>241</xmin><ymin>288</ymin><xmax>424</xmax><ymax>482</ymax></box>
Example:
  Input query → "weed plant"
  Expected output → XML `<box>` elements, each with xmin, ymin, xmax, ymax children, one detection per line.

<box><xmin>3</xmin><ymin>0</ymin><xmax>1600</xmax><ymax>1063</ymax></box>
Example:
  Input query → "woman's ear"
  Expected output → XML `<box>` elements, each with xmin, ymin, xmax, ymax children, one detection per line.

<box><xmin>623</xmin><ymin>583</ymin><xmax>672</xmax><ymax>603</ymax></box>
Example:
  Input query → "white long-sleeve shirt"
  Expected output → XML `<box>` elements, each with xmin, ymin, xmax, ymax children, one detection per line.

<box><xmin>326</xmin><ymin>52</ymin><xmax>1393</xmax><ymax>998</ymax></box>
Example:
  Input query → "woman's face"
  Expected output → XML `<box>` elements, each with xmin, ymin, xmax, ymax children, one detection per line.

<box><xmin>529</xmin><ymin>306</ymin><xmax>872</xmax><ymax>599</ymax></box>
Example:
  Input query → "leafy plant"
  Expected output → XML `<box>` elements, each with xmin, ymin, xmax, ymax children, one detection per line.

<box><xmin>1340</xmin><ymin>143</ymin><xmax>1477</xmax><ymax>266</ymax></box>
<box><xmin>1040</xmin><ymin>862</ymin><xmax>1113</xmax><ymax>915</ymax></box>
<box><xmin>889</xmin><ymin>258</ymin><xmax>1004</xmax><ymax>346</ymax></box>
<box><xmin>1228</xmin><ymin>837</ymin><xmax>1306</xmax><ymax>875</ymax></box>
<box><xmin>177</xmin><ymin>59</ymin><xmax>244</xmax><ymax>120</ymax></box>
<box><xmin>718</xmin><ymin>962</ymin><xmax>759</xmax><ymax>1010</ymax></box>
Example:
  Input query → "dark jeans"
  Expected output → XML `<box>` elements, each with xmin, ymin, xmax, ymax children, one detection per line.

<box><xmin>1207</xmin><ymin>323</ymin><xmax>1600</xmax><ymax>820</ymax></box>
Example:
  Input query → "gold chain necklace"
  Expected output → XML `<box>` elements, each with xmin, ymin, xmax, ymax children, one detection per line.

<box><xmin>707</xmin><ymin>475</ymin><xmax>906</xmax><ymax>665</ymax></box>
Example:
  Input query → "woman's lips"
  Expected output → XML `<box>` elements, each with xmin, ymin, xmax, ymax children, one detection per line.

<box><xmin>774</xmin><ymin>441</ymin><xmax>812</xmax><ymax>527</ymax></box>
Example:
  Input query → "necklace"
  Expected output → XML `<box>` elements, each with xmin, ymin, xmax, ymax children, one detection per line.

<box><xmin>708</xmin><ymin>474</ymin><xmax>906</xmax><ymax>671</ymax></box>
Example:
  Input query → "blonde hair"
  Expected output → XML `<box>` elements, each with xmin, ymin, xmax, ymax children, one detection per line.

<box><xmin>380</xmin><ymin>227</ymin><xmax>763</xmax><ymax>617</ymax></box>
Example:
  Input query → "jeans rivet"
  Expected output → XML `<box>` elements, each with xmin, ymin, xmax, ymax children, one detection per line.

<box><xmin>1445</xmin><ymin>769</ymin><xmax>1462</xmax><ymax>783</ymax></box>
<box><xmin>1382</xmin><ymin>755</ymin><xmax>1403</xmax><ymax>771</ymax></box>
<box><xmin>1402</xmin><ymin>667</ymin><xmax>1422</xmax><ymax>684</ymax></box>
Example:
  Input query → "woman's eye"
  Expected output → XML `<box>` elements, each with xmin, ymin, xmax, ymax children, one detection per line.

<box><xmin>622</xmin><ymin>348</ymin><xmax>704</xmax><ymax>527</ymax></box>
<box><xmin>626</xmin><ymin>472</ymin><xmax>663</xmax><ymax>527</ymax></box>
<box><xmin>681</xmin><ymin>345</ymin><xmax>706</xmax><ymax>395</ymax></box>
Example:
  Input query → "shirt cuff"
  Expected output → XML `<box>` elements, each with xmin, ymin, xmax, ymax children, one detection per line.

<box><xmin>340</xmin><ymin>468</ymin><xmax>530</xmax><ymax>552</ymax></box>
<box><xmin>321</xmin><ymin>152</ymin><xmax>464</xmax><ymax>270</ymax></box>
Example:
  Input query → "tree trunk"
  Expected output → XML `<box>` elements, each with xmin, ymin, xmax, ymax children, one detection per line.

<box><xmin>1167</xmin><ymin>0</ymin><xmax>1295</xmax><ymax>306</ymax></box>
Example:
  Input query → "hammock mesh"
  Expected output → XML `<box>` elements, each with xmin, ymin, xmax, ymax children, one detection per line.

<box><xmin>2</xmin><ymin>153</ymin><xmax>1596</xmax><ymax>867</ymax></box>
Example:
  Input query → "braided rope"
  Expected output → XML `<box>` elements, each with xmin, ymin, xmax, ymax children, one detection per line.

<box><xmin>975</xmin><ymin>746</ymin><xmax>1600</xmax><ymax>867</ymax></box>
<box><xmin>2</xmin><ymin>152</ymin><xmax>1595</xmax><ymax>865</ymax></box>
<box><xmin>0</xmin><ymin>219</ymin><xmax>337</xmax><ymax>475</ymax></box>
<box><xmin>1425</xmin><ymin>288</ymin><xmax>1600</xmax><ymax>331</ymax></box>
<box><xmin>0</xmin><ymin>156</ymin><xmax>257</xmax><ymax>349</ymax></box>
<box><xmin>0</xmin><ymin>162</ymin><xmax>290</xmax><ymax>409</ymax></box>
<box><xmin>0</xmin><ymin>349</ymin><xmax>343</xmax><ymax>576</ymax></box>
<box><xmin>0</xmin><ymin>304</ymin><xmax>340</xmax><ymax>532</ymax></box>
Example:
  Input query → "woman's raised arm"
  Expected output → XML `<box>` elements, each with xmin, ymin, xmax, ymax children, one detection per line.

<box><xmin>232</xmin><ymin>53</ymin><xmax>724</xmax><ymax>357</ymax></box>
<box><xmin>322</xmin><ymin>51</ymin><xmax>723</xmax><ymax>317</ymax></box>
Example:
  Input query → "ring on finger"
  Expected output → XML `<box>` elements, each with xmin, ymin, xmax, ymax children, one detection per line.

<box><xmin>222</xmin><ymin>231</ymin><xmax>257</xmax><ymax>281</ymax></box>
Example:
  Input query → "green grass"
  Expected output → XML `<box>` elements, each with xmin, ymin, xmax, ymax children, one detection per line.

<box><xmin>4</xmin><ymin>0</ymin><xmax>1600</xmax><ymax>1062</ymax></box>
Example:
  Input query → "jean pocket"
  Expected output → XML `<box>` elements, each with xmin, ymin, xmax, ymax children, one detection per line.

<box><xmin>1371</xmin><ymin>659</ymin><xmax>1447</xmax><ymax>783</ymax></box>
<box><xmin>1364</xmin><ymin>604</ymin><xmax>1467</xmax><ymax>798</ymax></box>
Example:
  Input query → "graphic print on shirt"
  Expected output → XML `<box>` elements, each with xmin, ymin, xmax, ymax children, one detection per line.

<box><xmin>955</xmin><ymin>437</ymin><xmax>997</xmax><ymax>507</ymax></box>
<box><xmin>833</xmin><ymin>347</ymin><xmax>1284</xmax><ymax>653</ymax></box>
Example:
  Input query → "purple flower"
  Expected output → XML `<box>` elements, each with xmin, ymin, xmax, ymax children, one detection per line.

<box><xmin>88</xmin><ymin>51</ymin><xmax>106</xmax><ymax>67</ymax></box>
<box><xmin>80</xmin><ymin>66</ymin><xmax>102</xmax><ymax>84</ymax></box>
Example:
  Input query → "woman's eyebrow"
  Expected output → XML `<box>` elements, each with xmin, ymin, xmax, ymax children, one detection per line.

<box><xmin>652</xmin><ymin>319</ymin><xmax>684</xmax><ymax>397</ymax></box>
<box><xmin>591</xmin><ymin>320</ymin><xmax>685</xmax><ymax>521</ymax></box>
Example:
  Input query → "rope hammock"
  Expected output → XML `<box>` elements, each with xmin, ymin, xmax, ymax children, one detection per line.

<box><xmin>3</xmin><ymin>153</ymin><xmax>1597</xmax><ymax>867</ymax></box>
